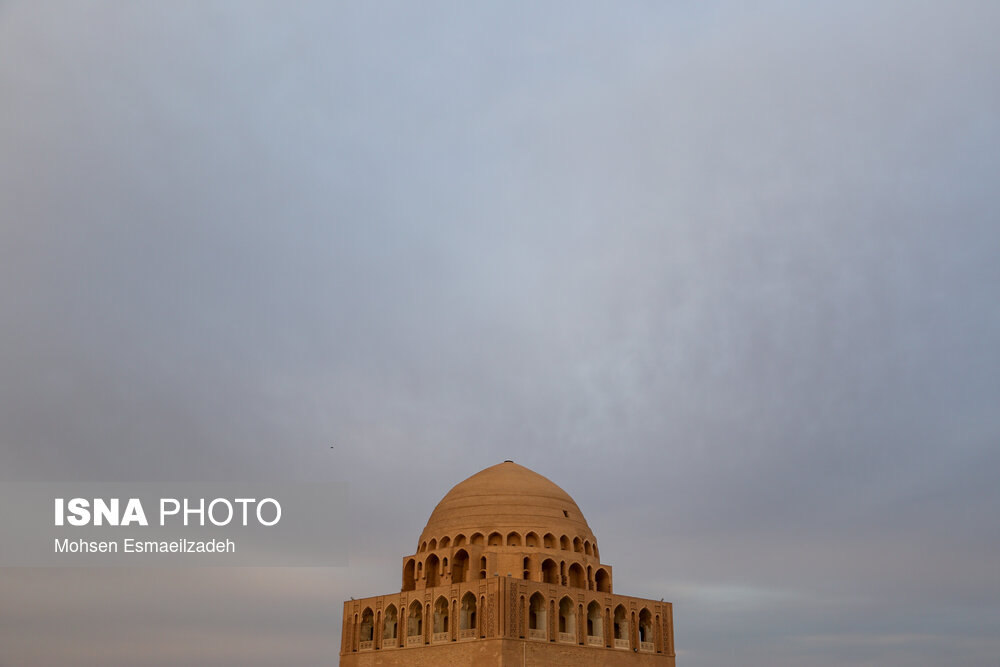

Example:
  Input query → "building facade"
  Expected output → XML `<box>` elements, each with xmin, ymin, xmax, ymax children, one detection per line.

<box><xmin>340</xmin><ymin>461</ymin><xmax>675</xmax><ymax>666</ymax></box>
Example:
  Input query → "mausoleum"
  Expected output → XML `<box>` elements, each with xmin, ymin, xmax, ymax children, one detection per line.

<box><xmin>340</xmin><ymin>461</ymin><xmax>675</xmax><ymax>666</ymax></box>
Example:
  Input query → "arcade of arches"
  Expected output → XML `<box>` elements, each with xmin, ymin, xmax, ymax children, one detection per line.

<box><xmin>341</xmin><ymin>461</ymin><xmax>675</xmax><ymax>666</ymax></box>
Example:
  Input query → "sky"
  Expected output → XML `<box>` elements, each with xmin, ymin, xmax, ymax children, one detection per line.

<box><xmin>1</xmin><ymin>1</ymin><xmax>999</xmax><ymax>665</ymax></box>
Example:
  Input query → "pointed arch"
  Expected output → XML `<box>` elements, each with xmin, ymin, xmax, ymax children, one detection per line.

<box><xmin>471</xmin><ymin>532</ymin><xmax>484</xmax><ymax>546</ymax></box>
<box><xmin>613</xmin><ymin>604</ymin><xmax>628</xmax><ymax>645</ymax></box>
<box><xmin>558</xmin><ymin>596</ymin><xmax>576</xmax><ymax>640</ymax></box>
<box><xmin>584</xmin><ymin>540</ymin><xmax>592</xmax><ymax>556</ymax></box>
<box><xmin>560</xmin><ymin>535</ymin><xmax>570</xmax><ymax>550</ymax></box>
<box><xmin>360</xmin><ymin>607</ymin><xmax>374</xmax><ymax>643</ymax></box>
<box><xmin>383</xmin><ymin>604</ymin><xmax>398</xmax><ymax>640</ymax></box>
<box><xmin>454</xmin><ymin>533</ymin><xmax>467</xmax><ymax>547</ymax></box>
<box><xmin>433</xmin><ymin>596</ymin><xmax>449</xmax><ymax>635</ymax></box>
<box><xmin>460</xmin><ymin>592</ymin><xmax>477</xmax><ymax>631</ymax></box>
<box><xmin>425</xmin><ymin>554</ymin><xmax>440</xmax><ymax>588</ymax></box>
<box><xmin>506</xmin><ymin>531</ymin><xmax>521</xmax><ymax>547</ymax></box>
<box><xmin>541</xmin><ymin>558</ymin><xmax>558</xmax><ymax>584</ymax></box>
<box><xmin>407</xmin><ymin>600</ymin><xmax>423</xmax><ymax>638</ymax></box>
<box><xmin>487</xmin><ymin>531</ymin><xmax>502</xmax><ymax>546</ymax></box>
<box><xmin>639</xmin><ymin>608</ymin><xmax>653</xmax><ymax>648</ymax></box>
<box><xmin>452</xmin><ymin>549</ymin><xmax>470</xmax><ymax>584</ymax></box>
<box><xmin>525</xmin><ymin>531</ymin><xmax>539</xmax><ymax>547</ymax></box>
<box><xmin>595</xmin><ymin>567</ymin><xmax>611</xmax><ymax>593</ymax></box>
<box><xmin>528</xmin><ymin>592</ymin><xmax>547</xmax><ymax>637</ymax></box>
<box><xmin>573</xmin><ymin>536</ymin><xmax>583</xmax><ymax>553</ymax></box>
<box><xmin>439</xmin><ymin>536</ymin><xmax>450</xmax><ymax>548</ymax></box>
<box><xmin>402</xmin><ymin>558</ymin><xmax>416</xmax><ymax>591</ymax></box>
<box><xmin>568</xmin><ymin>562</ymin><xmax>585</xmax><ymax>588</ymax></box>
<box><xmin>586</xmin><ymin>601</ymin><xmax>602</xmax><ymax>640</ymax></box>
<box><xmin>543</xmin><ymin>533</ymin><xmax>556</xmax><ymax>548</ymax></box>
<box><xmin>428</xmin><ymin>538</ymin><xmax>437</xmax><ymax>551</ymax></box>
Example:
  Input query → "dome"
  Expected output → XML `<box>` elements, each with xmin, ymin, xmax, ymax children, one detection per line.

<box><xmin>418</xmin><ymin>461</ymin><xmax>597</xmax><ymax>546</ymax></box>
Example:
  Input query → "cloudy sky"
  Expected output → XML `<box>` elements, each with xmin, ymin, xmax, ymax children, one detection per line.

<box><xmin>2</xmin><ymin>1</ymin><xmax>998</xmax><ymax>665</ymax></box>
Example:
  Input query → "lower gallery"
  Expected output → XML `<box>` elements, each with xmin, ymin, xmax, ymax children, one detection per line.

<box><xmin>341</xmin><ymin>461</ymin><xmax>675</xmax><ymax>666</ymax></box>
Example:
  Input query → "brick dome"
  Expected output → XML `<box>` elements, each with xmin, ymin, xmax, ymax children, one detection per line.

<box><xmin>417</xmin><ymin>461</ymin><xmax>597</xmax><ymax>548</ymax></box>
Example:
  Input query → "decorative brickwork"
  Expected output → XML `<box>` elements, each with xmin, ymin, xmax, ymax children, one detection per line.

<box><xmin>340</xmin><ymin>462</ymin><xmax>675</xmax><ymax>665</ymax></box>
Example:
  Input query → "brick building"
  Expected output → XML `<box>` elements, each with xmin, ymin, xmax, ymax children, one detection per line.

<box><xmin>340</xmin><ymin>461</ymin><xmax>675</xmax><ymax>666</ymax></box>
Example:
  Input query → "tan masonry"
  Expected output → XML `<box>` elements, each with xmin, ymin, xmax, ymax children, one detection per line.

<box><xmin>340</xmin><ymin>461</ymin><xmax>675</xmax><ymax>666</ymax></box>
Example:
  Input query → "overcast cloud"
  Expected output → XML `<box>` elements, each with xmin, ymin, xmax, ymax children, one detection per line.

<box><xmin>1</xmin><ymin>2</ymin><xmax>999</xmax><ymax>666</ymax></box>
